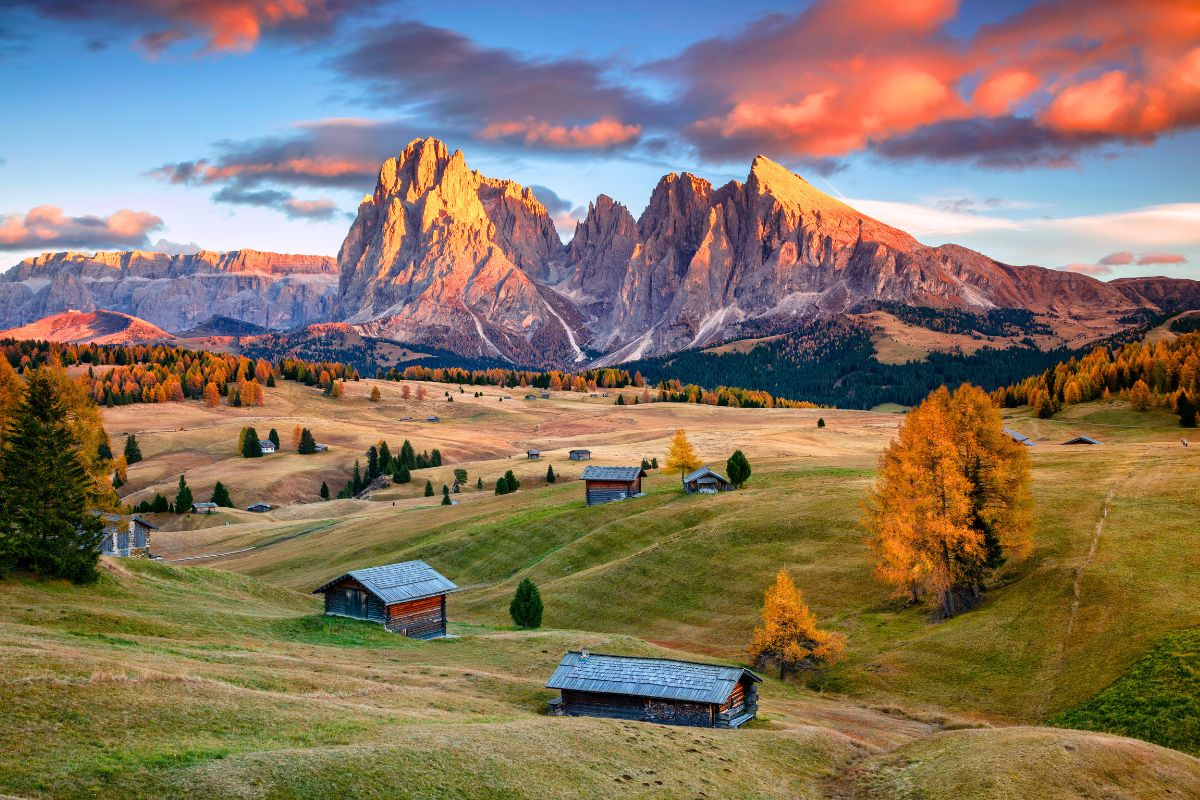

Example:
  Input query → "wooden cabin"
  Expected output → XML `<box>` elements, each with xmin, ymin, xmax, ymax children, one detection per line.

<box><xmin>246</xmin><ymin>502</ymin><xmax>271</xmax><ymax>513</ymax></box>
<box><xmin>683</xmin><ymin>467</ymin><xmax>734</xmax><ymax>494</ymax></box>
<box><xmin>568</xmin><ymin>449</ymin><xmax>592</xmax><ymax>461</ymax></box>
<box><xmin>191</xmin><ymin>501</ymin><xmax>218</xmax><ymax>514</ymax></box>
<box><xmin>313</xmin><ymin>560</ymin><xmax>458</xmax><ymax>638</ymax></box>
<box><xmin>526</xmin><ymin>449</ymin><xmax>542</xmax><ymax>460</ymax></box>
<box><xmin>580</xmin><ymin>465</ymin><xmax>646</xmax><ymax>506</ymax></box>
<box><xmin>1062</xmin><ymin>435</ymin><xmax>1102</xmax><ymax>445</ymax></box>
<box><xmin>547</xmin><ymin>651</ymin><xmax>761</xmax><ymax>728</ymax></box>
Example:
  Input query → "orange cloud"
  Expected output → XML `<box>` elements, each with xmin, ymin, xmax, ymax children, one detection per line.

<box><xmin>480</xmin><ymin>118</ymin><xmax>642</xmax><ymax>149</ymax></box>
<box><xmin>974</xmin><ymin>70</ymin><xmax>1040</xmax><ymax>115</ymax></box>
<box><xmin>0</xmin><ymin>205</ymin><xmax>164</xmax><ymax>251</ymax></box>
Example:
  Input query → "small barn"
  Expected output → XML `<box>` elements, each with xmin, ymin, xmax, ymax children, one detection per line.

<box><xmin>683</xmin><ymin>467</ymin><xmax>734</xmax><ymax>494</ymax></box>
<box><xmin>569</xmin><ymin>449</ymin><xmax>592</xmax><ymax>461</ymax></box>
<box><xmin>426</xmin><ymin>416</ymin><xmax>440</xmax><ymax>423</ymax></box>
<box><xmin>1003</xmin><ymin>428</ymin><xmax>1036</xmax><ymax>446</ymax></box>
<box><xmin>191</xmin><ymin>501</ymin><xmax>218</xmax><ymax>514</ymax></box>
<box><xmin>546</xmin><ymin>651</ymin><xmax>761</xmax><ymax>728</ymax></box>
<box><xmin>1062</xmin><ymin>435</ymin><xmax>1102</xmax><ymax>445</ymax></box>
<box><xmin>247</xmin><ymin>502</ymin><xmax>271</xmax><ymax>513</ymax></box>
<box><xmin>580</xmin><ymin>465</ymin><xmax>646</xmax><ymax>506</ymax></box>
<box><xmin>526</xmin><ymin>449</ymin><xmax>542</xmax><ymax>460</ymax></box>
<box><xmin>313</xmin><ymin>560</ymin><xmax>458</xmax><ymax>638</ymax></box>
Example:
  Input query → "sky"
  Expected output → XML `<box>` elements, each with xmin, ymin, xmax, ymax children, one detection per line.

<box><xmin>0</xmin><ymin>0</ymin><xmax>1198</xmax><ymax>280</ymax></box>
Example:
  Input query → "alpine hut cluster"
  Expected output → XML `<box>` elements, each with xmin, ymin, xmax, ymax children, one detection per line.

<box><xmin>313</xmin><ymin>560</ymin><xmax>457</xmax><ymax>639</ymax></box>
<box><xmin>546</xmin><ymin>651</ymin><xmax>761</xmax><ymax>728</ymax></box>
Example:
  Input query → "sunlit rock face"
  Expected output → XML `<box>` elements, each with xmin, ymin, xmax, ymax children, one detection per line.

<box><xmin>0</xmin><ymin>249</ymin><xmax>338</xmax><ymax>332</ymax></box>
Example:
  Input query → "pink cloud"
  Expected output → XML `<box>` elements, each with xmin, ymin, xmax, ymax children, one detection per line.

<box><xmin>974</xmin><ymin>70</ymin><xmax>1040</xmax><ymax>115</ymax></box>
<box><xmin>480</xmin><ymin>118</ymin><xmax>642</xmax><ymax>150</ymax></box>
<box><xmin>0</xmin><ymin>205</ymin><xmax>164</xmax><ymax>251</ymax></box>
<box><xmin>1138</xmin><ymin>252</ymin><xmax>1188</xmax><ymax>264</ymax></box>
<box><xmin>1059</xmin><ymin>262</ymin><xmax>1113</xmax><ymax>276</ymax></box>
<box><xmin>1099</xmin><ymin>251</ymin><xmax>1134</xmax><ymax>265</ymax></box>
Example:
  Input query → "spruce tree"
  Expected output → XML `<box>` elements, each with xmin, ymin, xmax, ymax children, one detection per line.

<box><xmin>1176</xmin><ymin>391</ymin><xmax>1197</xmax><ymax>428</ymax></box>
<box><xmin>123</xmin><ymin>433</ymin><xmax>143</xmax><ymax>464</ymax></box>
<box><xmin>400</xmin><ymin>439</ymin><xmax>416</xmax><ymax>469</ymax></box>
<box><xmin>495</xmin><ymin>478</ymin><xmax>509</xmax><ymax>495</ymax></box>
<box><xmin>319</xmin><ymin>481</ymin><xmax>330</xmax><ymax>501</ymax></box>
<box><xmin>651</xmin><ymin>457</ymin><xmax>658</xmax><ymax>469</ymax></box>
<box><xmin>241</xmin><ymin>426</ymin><xmax>262</xmax><ymax>458</ymax></box>
<box><xmin>616</xmin><ymin>394</ymin><xmax>625</xmax><ymax>405</ymax></box>
<box><xmin>509</xmin><ymin>578</ymin><xmax>543</xmax><ymax>629</ymax></box>
<box><xmin>268</xmin><ymin>428</ymin><xmax>280</xmax><ymax>449</ymax></box>
<box><xmin>441</xmin><ymin>485</ymin><xmax>451</xmax><ymax>505</ymax></box>
<box><xmin>817</xmin><ymin>417</ymin><xmax>826</xmax><ymax>428</ymax></box>
<box><xmin>546</xmin><ymin>464</ymin><xmax>556</xmax><ymax>483</ymax></box>
<box><xmin>97</xmin><ymin>436</ymin><xmax>113</xmax><ymax>462</ymax></box>
<box><xmin>476</xmin><ymin>477</ymin><xmax>483</xmax><ymax>490</ymax></box>
<box><xmin>298</xmin><ymin>428</ymin><xmax>317</xmax><ymax>454</ymax></box>
<box><xmin>378</xmin><ymin>441</ymin><xmax>392</xmax><ymax>473</ymax></box>
<box><xmin>366</xmin><ymin>445</ymin><xmax>380</xmax><ymax>480</ymax></box>
<box><xmin>112</xmin><ymin>470</ymin><xmax>124</xmax><ymax>490</ymax></box>
<box><xmin>174</xmin><ymin>475</ymin><xmax>193</xmax><ymax>513</ymax></box>
<box><xmin>210</xmin><ymin>481</ymin><xmax>232</xmax><ymax>508</ymax></box>
<box><xmin>393</xmin><ymin>463</ymin><xmax>411</xmax><ymax>484</ymax></box>
<box><xmin>0</xmin><ymin>371</ymin><xmax>104</xmax><ymax>582</ymax></box>
<box><xmin>431</xmin><ymin>448</ymin><xmax>442</xmax><ymax>467</ymax></box>
<box><xmin>151</xmin><ymin>493</ymin><xmax>170</xmax><ymax>513</ymax></box>
<box><xmin>503</xmin><ymin>470</ymin><xmax>520</xmax><ymax>493</ymax></box>
<box><xmin>424</xmin><ymin>480</ymin><xmax>434</xmax><ymax>497</ymax></box>
<box><xmin>726</xmin><ymin>450</ymin><xmax>752</xmax><ymax>488</ymax></box>
<box><xmin>351</xmin><ymin>460</ymin><xmax>364</xmax><ymax>494</ymax></box>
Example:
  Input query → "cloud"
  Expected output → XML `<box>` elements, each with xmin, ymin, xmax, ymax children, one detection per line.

<box><xmin>0</xmin><ymin>205</ymin><xmax>164</xmax><ymax>252</ymax></box>
<box><xmin>211</xmin><ymin>185</ymin><xmax>341</xmax><ymax>221</ymax></box>
<box><xmin>1137</xmin><ymin>252</ymin><xmax>1187</xmax><ymax>265</ymax></box>
<box><xmin>480</xmin><ymin>118</ymin><xmax>641</xmax><ymax>150</ymax></box>
<box><xmin>527</xmin><ymin>185</ymin><xmax>586</xmax><ymax>238</ymax></box>
<box><xmin>2</xmin><ymin>0</ymin><xmax>375</xmax><ymax>55</ymax></box>
<box><xmin>1099</xmin><ymin>251</ymin><xmax>1135</xmax><ymax>265</ymax></box>
<box><xmin>1059</xmin><ymin>262</ymin><xmax>1114</xmax><ymax>276</ymax></box>
<box><xmin>151</xmin><ymin>237</ymin><xmax>202</xmax><ymax>255</ymax></box>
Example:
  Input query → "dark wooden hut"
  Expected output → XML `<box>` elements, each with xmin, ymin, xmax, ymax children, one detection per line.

<box><xmin>313</xmin><ymin>560</ymin><xmax>458</xmax><ymax>638</ymax></box>
<box><xmin>580</xmin><ymin>465</ymin><xmax>646</xmax><ymax>506</ymax></box>
<box><xmin>568</xmin><ymin>449</ymin><xmax>592</xmax><ymax>461</ymax></box>
<box><xmin>682</xmin><ymin>467</ymin><xmax>734</xmax><ymax>494</ymax></box>
<box><xmin>547</xmin><ymin>651</ymin><xmax>761</xmax><ymax>728</ymax></box>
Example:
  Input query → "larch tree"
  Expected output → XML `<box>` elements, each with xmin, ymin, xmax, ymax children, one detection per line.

<box><xmin>1129</xmin><ymin>379</ymin><xmax>1152</xmax><ymax>411</ymax></box>
<box><xmin>291</xmin><ymin>425</ymin><xmax>303</xmax><ymax>451</ymax></box>
<box><xmin>864</xmin><ymin>384</ymin><xmax>1032</xmax><ymax>619</ymax></box>
<box><xmin>664</xmin><ymin>429</ymin><xmax>702</xmax><ymax>477</ymax></box>
<box><xmin>748</xmin><ymin>570</ymin><xmax>844</xmax><ymax>679</ymax></box>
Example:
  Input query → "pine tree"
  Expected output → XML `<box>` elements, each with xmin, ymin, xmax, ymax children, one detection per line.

<box><xmin>0</xmin><ymin>371</ymin><xmax>108</xmax><ymax>581</ymax></box>
<box><xmin>640</xmin><ymin>457</ymin><xmax>651</xmax><ymax>470</ymax></box>
<box><xmin>476</xmin><ymin>477</ymin><xmax>483</xmax><ymax>490</ymax></box>
<box><xmin>1175</xmin><ymin>390</ymin><xmax>1197</xmax><ymax>428</ymax></box>
<box><xmin>298</xmin><ymin>428</ymin><xmax>317</xmax><ymax>454</ymax></box>
<box><xmin>651</xmin><ymin>457</ymin><xmax>658</xmax><ymax>469</ymax></box>
<box><xmin>441</xmin><ymin>484</ymin><xmax>451</xmax><ymax>505</ymax></box>
<box><xmin>726</xmin><ymin>450</ymin><xmax>752</xmax><ymax>488</ymax></box>
<box><xmin>400</xmin><ymin>439</ymin><xmax>416</xmax><ymax>469</ymax></box>
<box><xmin>664</xmin><ymin>429</ymin><xmax>702</xmax><ymax>477</ymax></box>
<box><xmin>748</xmin><ymin>570</ymin><xmax>844</xmax><ymax>679</ymax></box>
<box><xmin>268</xmin><ymin>428</ymin><xmax>280</xmax><ymax>449</ymax></box>
<box><xmin>616</xmin><ymin>394</ymin><xmax>625</xmax><ymax>405</ymax></box>
<box><xmin>366</xmin><ymin>445</ymin><xmax>380</xmax><ymax>480</ymax></box>
<box><xmin>124</xmin><ymin>433</ymin><xmax>143</xmax><ymax>464</ymax></box>
<box><xmin>378</xmin><ymin>441</ymin><xmax>393</xmax><ymax>473</ymax></box>
<box><xmin>495</xmin><ymin>478</ymin><xmax>509</xmax><ymax>495</ymax></box>
<box><xmin>453</xmin><ymin>467</ymin><xmax>468</xmax><ymax>485</ymax></box>
<box><xmin>393</xmin><ymin>463</ymin><xmax>411</xmax><ymax>484</ymax></box>
<box><xmin>151</xmin><ymin>493</ymin><xmax>170</xmax><ymax>513</ymax></box>
<box><xmin>503</xmin><ymin>470</ymin><xmax>520</xmax><ymax>493</ymax></box>
<box><xmin>319</xmin><ymin>481</ymin><xmax>330</xmax><ymax>500</ymax></box>
<box><xmin>97</xmin><ymin>435</ymin><xmax>113</xmax><ymax>462</ymax></box>
<box><xmin>351</xmin><ymin>460</ymin><xmax>364</xmax><ymax>494</ymax></box>
<box><xmin>431</xmin><ymin>448</ymin><xmax>443</xmax><ymax>467</ymax></box>
<box><xmin>241</xmin><ymin>426</ymin><xmax>262</xmax><ymax>458</ymax></box>
<box><xmin>817</xmin><ymin>417</ymin><xmax>825</xmax><ymax>428</ymax></box>
<box><xmin>210</xmin><ymin>481</ymin><xmax>232</xmax><ymax>507</ymax></box>
<box><xmin>546</xmin><ymin>464</ymin><xmax>556</xmax><ymax>483</ymax></box>
<box><xmin>112</xmin><ymin>470</ymin><xmax>124</xmax><ymax>490</ymax></box>
<box><xmin>174</xmin><ymin>475</ymin><xmax>193</xmax><ymax>513</ymax></box>
<box><xmin>509</xmin><ymin>578</ymin><xmax>544</xmax><ymax>629</ymax></box>
<box><xmin>423</xmin><ymin>480</ymin><xmax>434</xmax><ymax>497</ymax></box>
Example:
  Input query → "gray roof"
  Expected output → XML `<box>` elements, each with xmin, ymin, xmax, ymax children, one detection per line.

<box><xmin>1003</xmin><ymin>427</ymin><xmax>1029</xmax><ymax>442</ymax></box>
<box><xmin>1062</xmin><ymin>435</ymin><xmax>1102</xmax><ymax>445</ymax></box>
<box><xmin>314</xmin><ymin>560</ymin><xmax>458</xmax><ymax>605</ymax></box>
<box><xmin>683</xmin><ymin>467</ymin><xmax>728</xmax><ymax>483</ymax></box>
<box><xmin>546</xmin><ymin>652</ymin><xmax>760</xmax><ymax>704</ymax></box>
<box><xmin>580</xmin><ymin>465</ymin><xmax>646</xmax><ymax>482</ymax></box>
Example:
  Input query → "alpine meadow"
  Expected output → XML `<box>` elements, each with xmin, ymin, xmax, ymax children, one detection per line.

<box><xmin>2</xmin><ymin>1</ymin><xmax>1199</xmax><ymax>798</ymax></box>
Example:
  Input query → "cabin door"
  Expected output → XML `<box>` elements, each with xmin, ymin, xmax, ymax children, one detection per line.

<box><xmin>345</xmin><ymin>589</ymin><xmax>368</xmax><ymax>618</ymax></box>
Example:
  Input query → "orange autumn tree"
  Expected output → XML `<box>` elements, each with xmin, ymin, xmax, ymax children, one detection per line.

<box><xmin>664</xmin><ymin>428</ymin><xmax>702</xmax><ymax>477</ymax></box>
<box><xmin>865</xmin><ymin>384</ymin><xmax>1032</xmax><ymax>619</ymax></box>
<box><xmin>748</xmin><ymin>570</ymin><xmax>844</xmax><ymax>679</ymax></box>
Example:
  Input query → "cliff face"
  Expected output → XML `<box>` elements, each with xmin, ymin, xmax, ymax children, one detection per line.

<box><xmin>0</xmin><ymin>249</ymin><xmax>337</xmax><ymax>332</ymax></box>
<box><xmin>335</xmin><ymin>137</ymin><xmax>583</xmax><ymax>363</ymax></box>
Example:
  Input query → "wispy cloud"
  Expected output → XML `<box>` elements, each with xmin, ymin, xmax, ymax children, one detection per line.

<box><xmin>0</xmin><ymin>205</ymin><xmax>164</xmax><ymax>252</ymax></box>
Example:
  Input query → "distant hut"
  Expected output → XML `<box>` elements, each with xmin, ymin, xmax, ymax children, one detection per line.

<box><xmin>580</xmin><ymin>465</ymin><xmax>646</xmax><ymax>506</ymax></box>
<box><xmin>246</xmin><ymin>502</ymin><xmax>271</xmax><ymax>513</ymax></box>
<box><xmin>568</xmin><ymin>449</ymin><xmax>592</xmax><ymax>461</ymax></box>
<box><xmin>524</xmin><ymin>394</ymin><xmax>538</xmax><ymax>400</ymax></box>
<box><xmin>313</xmin><ymin>560</ymin><xmax>458</xmax><ymax>638</ymax></box>
<box><xmin>1062</xmin><ymin>435</ymin><xmax>1102</xmax><ymax>445</ymax></box>
<box><xmin>682</xmin><ymin>467</ymin><xmax>734</xmax><ymax>494</ymax></box>
<box><xmin>259</xmin><ymin>440</ymin><xmax>277</xmax><ymax>454</ymax></box>
<box><xmin>1003</xmin><ymin>428</ymin><xmax>1036</xmax><ymax>446</ymax></box>
<box><xmin>191</xmin><ymin>501</ymin><xmax>218</xmax><ymax>514</ymax></box>
<box><xmin>540</xmin><ymin>392</ymin><xmax>551</xmax><ymax>399</ymax></box>
<box><xmin>526</xmin><ymin>449</ymin><xmax>542</xmax><ymax>460</ymax></box>
<box><xmin>426</xmin><ymin>416</ymin><xmax>440</xmax><ymax>423</ymax></box>
<box><xmin>546</xmin><ymin>651</ymin><xmax>761</xmax><ymax>728</ymax></box>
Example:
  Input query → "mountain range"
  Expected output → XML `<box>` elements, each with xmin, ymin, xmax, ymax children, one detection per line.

<box><xmin>3</xmin><ymin>137</ymin><xmax>1197</xmax><ymax>371</ymax></box>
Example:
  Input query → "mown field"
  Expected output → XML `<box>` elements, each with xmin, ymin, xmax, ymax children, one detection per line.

<box><xmin>2</xmin><ymin>382</ymin><xmax>1198</xmax><ymax>798</ymax></box>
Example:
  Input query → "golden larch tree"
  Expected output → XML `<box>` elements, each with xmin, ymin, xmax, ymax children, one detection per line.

<box><xmin>864</xmin><ymin>384</ymin><xmax>1032</xmax><ymax>618</ymax></box>
<box><xmin>664</xmin><ymin>428</ymin><xmax>702</xmax><ymax>477</ymax></box>
<box><xmin>748</xmin><ymin>570</ymin><xmax>844</xmax><ymax>679</ymax></box>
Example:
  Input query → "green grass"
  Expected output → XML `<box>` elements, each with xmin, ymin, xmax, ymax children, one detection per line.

<box><xmin>1051</xmin><ymin>627</ymin><xmax>1200</xmax><ymax>754</ymax></box>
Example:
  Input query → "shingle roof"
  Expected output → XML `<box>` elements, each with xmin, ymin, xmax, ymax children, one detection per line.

<box><xmin>580</xmin><ymin>466</ymin><xmax>646</xmax><ymax>482</ymax></box>
<box><xmin>314</xmin><ymin>560</ymin><xmax>458</xmax><ymax>605</ymax></box>
<box><xmin>546</xmin><ymin>652</ymin><xmax>760</xmax><ymax>704</ymax></box>
<box><xmin>1062</xmin><ymin>435</ymin><xmax>1102</xmax><ymax>445</ymax></box>
<box><xmin>683</xmin><ymin>467</ymin><xmax>728</xmax><ymax>483</ymax></box>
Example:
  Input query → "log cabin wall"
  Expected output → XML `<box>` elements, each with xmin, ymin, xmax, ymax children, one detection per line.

<box><xmin>384</xmin><ymin>594</ymin><xmax>446</xmax><ymax>638</ymax></box>
<box><xmin>584</xmin><ymin>479</ymin><xmax>638</xmax><ymax>506</ymax></box>
<box><xmin>560</xmin><ymin>690</ymin><xmax>717</xmax><ymax>727</ymax></box>
<box><xmin>321</xmin><ymin>576</ymin><xmax>387</xmax><ymax>624</ymax></box>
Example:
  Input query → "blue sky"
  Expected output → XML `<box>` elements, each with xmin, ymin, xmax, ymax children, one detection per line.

<box><xmin>1</xmin><ymin>0</ymin><xmax>1197</xmax><ymax>278</ymax></box>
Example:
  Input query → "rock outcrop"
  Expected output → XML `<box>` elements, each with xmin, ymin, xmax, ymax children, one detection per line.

<box><xmin>0</xmin><ymin>249</ymin><xmax>337</xmax><ymax>333</ymax></box>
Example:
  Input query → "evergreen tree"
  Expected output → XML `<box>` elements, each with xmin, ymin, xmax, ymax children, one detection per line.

<box><xmin>0</xmin><ymin>371</ymin><xmax>105</xmax><ymax>582</ymax></box>
<box><xmin>210</xmin><ymin>481</ymin><xmax>232</xmax><ymax>508</ymax></box>
<box><xmin>495</xmin><ymin>478</ymin><xmax>509</xmax><ymax>495</ymax></box>
<box><xmin>651</xmin><ymin>457</ymin><xmax>658</xmax><ymax>469</ymax></box>
<box><xmin>616</xmin><ymin>394</ymin><xmax>625</xmax><ymax>405</ymax></box>
<box><xmin>441</xmin><ymin>484</ymin><xmax>451</xmax><ymax>505</ymax></box>
<box><xmin>241</xmin><ymin>426</ymin><xmax>262</xmax><ymax>458</ymax></box>
<box><xmin>268</xmin><ymin>428</ymin><xmax>280</xmax><ymax>449</ymax></box>
<box><xmin>112</xmin><ymin>470</ymin><xmax>124</xmax><ymax>490</ymax></box>
<box><xmin>1176</xmin><ymin>390</ymin><xmax>1197</xmax><ymax>428</ymax></box>
<box><xmin>400</xmin><ymin>439</ymin><xmax>416</xmax><ymax>469</ymax></box>
<box><xmin>298</xmin><ymin>428</ymin><xmax>317</xmax><ymax>454</ymax></box>
<box><xmin>476</xmin><ymin>477</ymin><xmax>483</xmax><ymax>490</ymax></box>
<box><xmin>378</xmin><ymin>441</ymin><xmax>392</xmax><ymax>473</ymax></box>
<box><xmin>640</xmin><ymin>457</ymin><xmax>651</xmax><ymax>470</ymax></box>
<box><xmin>817</xmin><ymin>418</ymin><xmax>825</xmax><ymax>428</ymax></box>
<box><xmin>319</xmin><ymin>481</ymin><xmax>330</xmax><ymax>501</ymax></box>
<box><xmin>151</xmin><ymin>493</ymin><xmax>170</xmax><ymax>513</ymax></box>
<box><xmin>97</xmin><ymin>436</ymin><xmax>113</xmax><ymax>462</ymax></box>
<box><xmin>503</xmin><ymin>470</ymin><xmax>520</xmax><ymax>493</ymax></box>
<box><xmin>424</xmin><ymin>480</ymin><xmax>434</xmax><ymax>497</ymax></box>
<box><xmin>726</xmin><ymin>450</ymin><xmax>752</xmax><ymax>488</ymax></box>
<box><xmin>351</xmin><ymin>460</ymin><xmax>364</xmax><ymax>494</ymax></box>
<box><xmin>546</xmin><ymin>464</ymin><xmax>556</xmax><ymax>483</ymax></box>
<box><xmin>509</xmin><ymin>578</ymin><xmax>543</xmax><ymax>629</ymax></box>
<box><xmin>123</xmin><ymin>433</ymin><xmax>143</xmax><ymax>464</ymax></box>
<box><xmin>431</xmin><ymin>448</ymin><xmax>443</xmax><ymax>467</ymax></box>
<box><xmin>366</xmin><ymin>445</ymin><xmax>380</xmax><ymax>480</ymax></box>
<box><xmin>453</xmin><ymin>467</ymin><xmax>468</xmax><ymax>485</ymax></box>
<box><xmin>266</xmin><ymin>374</ymin><xmax>276</xmax><ymax>388</ymax></box>
<box><xmin>174</xmin><ymin>475</ymin><xmax>193</xmax><ymax>513</ymax></box>
<box><xmin>393</xmin><ymin>463</ymin><xmax>411</xmax><ymax>484</ymax></box>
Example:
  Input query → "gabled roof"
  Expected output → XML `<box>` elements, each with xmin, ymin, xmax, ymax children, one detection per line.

<box><xmin>1002</xmin><ymin>427</ymin><xmax>1032</xmax><ymax>443</ymax></box>
<box><xmin>580</xmin><ymin>465</ymin><xmax>646</xmax><ymax>482</ymax></box>
<box><xmin>1063</xmin><ymin>435</ymin><xmax>1102</xmax><ymax>445</ymax></box>
<box><xmin>314</xmin><ymin>560</ymin><xmax>458</xmax><ymax>605</ymax></box>
<box><xmin>569</xmin><ymin>448</ymin><xmax>591</xmax><ymax>454</ymax></box>
<box><xmin>546</xmin><ymin>652</ymin><xmax>760</xmax><ymax>704</ymax></box>
<box><xmin>192</xmin><ymin>501</ymin><xmax>218</xmax><ymax>508</ymax></box>
<box><xmin>683</xmin><ymin>466</ymin><xmax>729</xmax><ymax>483</ymax></box>
<box><xmin>131</xmin><ymin>515</ymin><xmax>160</xmax><ymax>530</ymax></box>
